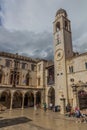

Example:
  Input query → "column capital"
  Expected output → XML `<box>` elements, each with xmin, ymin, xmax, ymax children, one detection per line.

<box><xmin>34</xmin><ymin>91</ymin><xmax>37</xmax><ymax>95</ymax></box>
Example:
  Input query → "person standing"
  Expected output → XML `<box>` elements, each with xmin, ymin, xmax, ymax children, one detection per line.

<box><xmin>49</xmin><ymin>103</ymin><xmax>53</xmax><ymax>110</ymax></box>
<box><xmin>43</xmin><ymin>102</ymin><xmax>47</xmax><ymax>112</ymax></box>
<box><xmin>75</xmin><ymin>108</ymin><xmax>82</xmax><ymax>123</ymax></box>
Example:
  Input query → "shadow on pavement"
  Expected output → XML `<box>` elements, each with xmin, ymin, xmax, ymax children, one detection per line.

<box><xmin>0</xmin><ymin>116</ymin><xmax>32</xmax><ymax>128</ymax></box>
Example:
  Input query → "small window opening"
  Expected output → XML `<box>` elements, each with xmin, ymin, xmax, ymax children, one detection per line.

<box><xmin>56</xmin><ymin>22</ymin><xmax>60</xmax><ymax>32</ymax></box>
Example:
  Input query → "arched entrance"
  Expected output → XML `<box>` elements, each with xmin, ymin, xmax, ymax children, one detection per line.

<box><xmin>24</xmin><ymin>93</ymin><xmax>29</xmax><ymax>107</ymax></box>
<box><xmin>24</xmin><ymin>92</ymin><xmax>34</xmax><ymax>107</ymax></box>
<box><xmin>0</xmin><ymin>90</ymin><xmax>11</xmax><ymax>109</ymax></box>
<box><xmin>48</xmin><ymin>87</ymin><xmax>55</xmax><ymax>106</ymax></box>
<box><xmin>36</xmin><ymin>91</ymin><xmax>41</xmax><ymax>106</ymax></box>
<box><xmin>13</xmin><ymin>91</ymin><xmax>22</xmax><ymax>108</ymax></box>
<box><xmin>78</xmin><ymin>90</ymin><xmax>87</xmax><ymax>109</ymax></box>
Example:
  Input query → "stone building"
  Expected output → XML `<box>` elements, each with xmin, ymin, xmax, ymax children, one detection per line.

<box><xmin>0</xmin><ymin>8</ymin><xmax>87</xmax><ymax>111</ymax></box>
<box><xmin>53</xmin><ymin>8</ymin><xmax>87</xmax><ymax>110</ymax></box>
<box><xmin>0</xmin><ymin>52</ymin><xmax>53</xmax><ymax>110</ymax></box>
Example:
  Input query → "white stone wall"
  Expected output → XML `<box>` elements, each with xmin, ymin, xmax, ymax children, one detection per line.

<box><xmin>66</xmin><ymin>54</ymin><xmax>87</xmax><ymax>106</ymax></box>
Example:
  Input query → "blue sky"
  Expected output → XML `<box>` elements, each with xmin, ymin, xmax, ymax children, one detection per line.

<box><xmin>0</xmin><ymin>0</ymin><xmax>87</xmax><ymax>59</ymax></box>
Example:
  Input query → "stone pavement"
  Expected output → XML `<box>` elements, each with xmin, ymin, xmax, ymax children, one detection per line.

<box><xmin>0</xmin><ymin>108</ymin><xmax>87</xmax><ymax>130</ymax></box>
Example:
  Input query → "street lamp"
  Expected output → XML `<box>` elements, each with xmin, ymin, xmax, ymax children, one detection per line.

<box><xmin>72</xmin><ymin>83</ymin><xmax>77</xmax><ymax>92</ymax></box>
<box><xmin>71</xmin><ymin>83</ymin><xmax>78</xmax><ymax>108</ymax></box>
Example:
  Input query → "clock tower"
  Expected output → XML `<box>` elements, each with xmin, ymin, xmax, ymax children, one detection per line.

<box><xmin>53</xmin><ymin>9</ymin><xmax>73</xmax><ymax>105</ymax></box>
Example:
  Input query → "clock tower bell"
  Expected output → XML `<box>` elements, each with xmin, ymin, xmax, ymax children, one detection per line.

<box><xmin>53</xmin><ymin>9</ymin><xmax>73</xmax><ymax>105</ymax></box>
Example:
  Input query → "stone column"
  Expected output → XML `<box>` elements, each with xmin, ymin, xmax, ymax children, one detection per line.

<box><xmin>10</xmin><ymin>93</ymin><xmax>13</xmax><ymax>110</ymax></box>
<box><xmin>0</xmin><ymin>92</ymin><xmax>1</xmax><ymax>110</ymax></box>
<box><xmin>73</xmin><ymin>92</ymin><xmax>78</xmax><ymax>108</ymax></box>
<box><xmin>0</xmin><ymin>92</ymin><xmax>2</xmax><ymax>103</ymax></box>
<box><xmin>41</xmin><ymin>90</ymin><xmax>45</xmax><ymax>108</ymax></box>
<box><xmin>60</xmin><ymin>98</ymin><xmax>66</xmax><ymax>114</ymax></box>
<box><xmin>22</xmin><ymin>93</ymin><xmax>25</xmax><ymax>109</ymax></box>
<box><xmin>34</xmin><ymin>92</ymin><xmax>36</xmax><ymax>107</ymax></box>
<box><xmin>0</xmin><ymin>92</ymin><xmax>1</xmax><ymax>99</ymax></box>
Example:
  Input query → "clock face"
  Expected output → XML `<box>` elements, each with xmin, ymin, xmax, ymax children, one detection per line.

<box><xmin>56</xmin><ymin>49</ymin><xmax>63</xmax><ymax>61</ymax></box>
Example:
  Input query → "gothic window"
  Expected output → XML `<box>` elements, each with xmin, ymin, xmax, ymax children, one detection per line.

<box><xmin>5</xmin><ymin>59</ymin><xmax>11</xmax><ymax>67</ymax></box>
<box><xmin>16</xmin><ymin>73</ymin><xmax>19</xmax><ymax>85</ymax></box>
<box><xmin>69</xmin><ymin>66</ymin><xmax>73</xmax><ymax>73</ymax></box>
<box><xmin>31</xmin><ymin>64</ymin><xmax>35</xmax><ymax>71</ymax></box>
<box><xmin>22</xmin><ymin>63</ymin><xmax>26</xmax><ymax>69</ymax></box>
<box><xmin>38</xmin><ymin>78</ymin><xmax>40</xmax><ymax>86</ymax></box>
<box><xmin>10</xmin><ymin>73</ymin><xmax>13</xmax><ymax>84</ymax></box>
<box><xmin>10</xmin><ymin>71</ymin><xmax>20</xmax><ymax>85</ymax></box>
<box><xmin>26</xmin><ymin>73</ymin><xmax>30</xmax><ymax>86</ymax></box>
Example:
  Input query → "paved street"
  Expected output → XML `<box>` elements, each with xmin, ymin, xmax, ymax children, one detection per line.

<box><xmin>0</xmin><ymin>108</ymin><xmax>87</xmax><ymax>130</ymax></box>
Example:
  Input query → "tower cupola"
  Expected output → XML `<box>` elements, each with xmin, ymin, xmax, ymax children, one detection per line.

<box><xmin>56</xmin><ymin>8</ymin><xmax>67</xmax><ymax>18</ymax></box>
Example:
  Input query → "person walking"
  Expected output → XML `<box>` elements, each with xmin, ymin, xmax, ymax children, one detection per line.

<box><xmin>43</xmin><ymin>102</ymin><xmax>47</xmax><ymax>112</ymax></box>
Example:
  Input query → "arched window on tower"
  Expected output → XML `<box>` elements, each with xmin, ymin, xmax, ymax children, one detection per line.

<box><xmin>56</xmin><ymin>22</ymin><xmax>61</xmax><ymax>45</ymax></box>
<box><xmin>56</xmin><ymin>22</ymin><xmax>60</xmax><ymax>32</ymax></box>
<box><xmin>65</xmin><ymin>21</ymin><xmax>68</xmax><ymax>30</ymax></box>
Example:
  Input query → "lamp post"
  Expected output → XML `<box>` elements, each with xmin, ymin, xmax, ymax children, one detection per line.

<box><xmin>71</xmin><ymin>83</ymin><xmax>78</xmax><ymax>108</ymax></box>
<box><xmin>72</xmin><ymin>83</ymin><xmax>77</xmax><ymax>93</ymax></box>
<box><xmin>60</xmin><ymin>94</ymin><xmax>66</xmax><ymax>114</ymax></box>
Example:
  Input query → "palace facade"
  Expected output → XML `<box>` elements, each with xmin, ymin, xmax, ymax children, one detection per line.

<box><xmin>0</xmin><ymin>52</ymin><xmax>54</xmax><ymax>110</ymax></box>
<box><xmin>0</xmin><ymin>8</ymin><xmax>87</xmax><ymax>111</ymax></box>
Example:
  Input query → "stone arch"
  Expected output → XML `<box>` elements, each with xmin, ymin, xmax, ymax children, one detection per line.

<box><xmin>36</xmin><ymin>91</ymin><xmax>41</xmax><ymax>106</ymax></box>
<box><xmin>13</xmin><ymin>90</ymin><xmax>22</xmax><ymax>108</ymax></box>
<box><xmin>48</xmin><ymin>87</ymin><xmax>55</xmax><ymax>106</ymax></box>
<box><xmin>78</xmin><ymin>90</ymin><xmax>87</xmax><ymax>109</ymax></box>
<box><xmin>24</xmin><ymin>91</ymin><xmax>34</xmax><ymax>107</ymax></box>
<box><xmin>0</xmin><ymin>89</ymin><xmax>11</xmax><ymax>109</ymax></box>
<box><xmin>56</xmin><ymin>22</ymin><xmax>60</xmax><ymax>32</ymax></box>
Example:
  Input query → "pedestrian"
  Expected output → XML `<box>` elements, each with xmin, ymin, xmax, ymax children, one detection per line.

<box><xmin>75</xmin><ymin>108</ymin><xmax>82</xmax><ymax>123</ymax></box>
<box><xmin>43</xmin><ymin>102</ymin><xmax>47</xmax><ymax>112</ymax></box>
<box><xmin>49</xmin><ymin>102</ymin><xmax>53</xmax><ymax>110</ymax></box>
<box><xmin>66</xmin><ymin>103</ymin><xmax>71</xmax><ymax>112</ymax></box>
